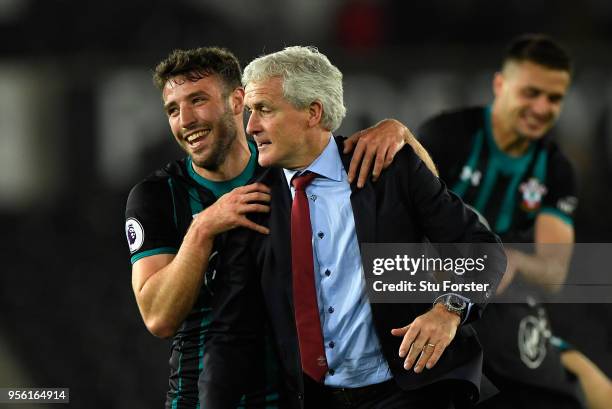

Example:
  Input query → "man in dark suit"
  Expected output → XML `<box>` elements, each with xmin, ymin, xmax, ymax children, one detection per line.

<box><xmin>216</xmin><ymin>46</ymin><xmax>506</xmax><ymax>408</ymax></box>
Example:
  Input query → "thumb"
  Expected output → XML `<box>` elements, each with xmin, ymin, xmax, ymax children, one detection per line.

<box><xmin>390</xmin><ymin>325</ymin><xmax>410</xmax><ymax>336</ymax></box>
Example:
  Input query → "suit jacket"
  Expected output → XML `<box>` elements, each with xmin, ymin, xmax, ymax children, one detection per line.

<box><xmin>223</xmin><ymin>136</ymin><xmax>506</xmax><ymax>408</ymax></box>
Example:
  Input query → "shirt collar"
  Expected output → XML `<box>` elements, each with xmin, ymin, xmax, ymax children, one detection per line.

<box><xmin>283</xmin><ymin>135</ymin><xmax>343</xmax><ymax>188</ymax></box>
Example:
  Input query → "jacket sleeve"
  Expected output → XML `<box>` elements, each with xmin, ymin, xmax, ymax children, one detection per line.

<box><xmin>398</xmin><ymin>146</ymin><xmax>507</xmax><ymax>323</ymax></box>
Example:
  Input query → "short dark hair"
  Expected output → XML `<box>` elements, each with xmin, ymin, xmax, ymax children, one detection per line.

<box><xmin>502</xmin><ymin>34</ymin><xmax>572</xmax><ymax>74</ymax></box>
<box><xmin>153</xmin><ymin>47</ymin><xmax>242</xmax><ymax>93</ymax></box>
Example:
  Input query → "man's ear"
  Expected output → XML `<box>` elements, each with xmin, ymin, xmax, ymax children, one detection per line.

<box><xmin>492</xmin><ymin>72</ymin><xmax>504</xmax><ymax>98</ymax></box>
<box><xmin>307</xmin><ymin>101</ymin><xmax>324</xmax><ymax>127</ymax></box>
<box><xmin>230</xmin><ymin>87</ymin><xmax>245</xmax><ymax>115</ymax></box>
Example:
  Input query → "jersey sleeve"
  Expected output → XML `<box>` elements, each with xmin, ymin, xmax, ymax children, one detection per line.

<box><xmin>125</xmin><ymin>178</ymin><xmax>180</xmax><ymax>264</ymax></box>
<box><xmin>540</xmin><ymin>151</ymin><xmax>578</xmax><ymax>226</ymax></box>
<box><xmin>417</xmin><ymin>111</ymin><xmax>476</xmax><ymax>182</ymax></box>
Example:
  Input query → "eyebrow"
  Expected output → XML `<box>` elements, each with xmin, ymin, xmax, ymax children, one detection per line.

<box><xmin>524</xmin><ymin>86</ymin><xmax>565</xmax><ymax>99</ymax></box>
<box><xmin>163</xmin><ymin>91</ymin><xmax>209</xmax><ymax>111</ymax></box>
<box><xmin>249</xmin><ymin>101</ymin><xmax>270</xmax><ymax>109</ymax></box>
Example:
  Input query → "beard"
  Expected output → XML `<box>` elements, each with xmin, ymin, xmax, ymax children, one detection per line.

<box><xmin>190</xmin><ymin>107</ymin><xmax>238</xmax><ymax>171</ymax></box>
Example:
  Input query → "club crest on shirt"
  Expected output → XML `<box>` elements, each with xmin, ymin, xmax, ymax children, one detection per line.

<box><xmin>518</xmin><ymin>314</ymin><xmax>549</xmax><ymax>369</ymax></box>
<box><xmin>125</xmin><ymin>218</ymin><xmax>144</xmax><ymax>253</ymax></box>
<box><xmin>519</xmin><ymin>178</ymin><xmax>547</xmax><ymax>212</ymax></box>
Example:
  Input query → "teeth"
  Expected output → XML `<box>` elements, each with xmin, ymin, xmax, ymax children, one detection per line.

<box><xmin>186</xmin><ymin>130</ymin><xmax>209</xmax><ymax>142</ymax></box>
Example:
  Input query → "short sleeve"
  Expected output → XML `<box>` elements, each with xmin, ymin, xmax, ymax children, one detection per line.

<box><xmin>417</xmin><ymin>109</ymin><xmax>480</xmax><ymax>183</ymax></box>
<box><xmin>125</xmin><ymin>178</ymin><xmax>180</xmax><ymax>264</ymax></box>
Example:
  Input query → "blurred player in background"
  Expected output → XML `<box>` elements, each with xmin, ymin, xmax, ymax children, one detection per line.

<box><xmin>418</xmin><ymin>34</ymin><xmax>585</xmax><ymax>408</ymax></box>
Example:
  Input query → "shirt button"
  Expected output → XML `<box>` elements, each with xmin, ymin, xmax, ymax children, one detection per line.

<box><xmin>317</xmin><ymin>231</ymin><xmax>325</xmax><ymax>239</ymax></box>
<box><xmin>328</xmin><ymin>306</ymin><xmax>334</xmax><ymax>314</ymax></box>
<box><xmin>329</xmin><ymin>369</ymin><xmax>335</xmax><ymax>375</ymax></box>
<box><xmin>325</xmin><ymin>269</ymin><xmax>331</xmax><ymax>276</ymax></box>
<box><xmin>310</xmin><ymin>194</ymin><xmax>317</xmax><ymax>201</ymax></box>
<box><xmin>329</xmin><ymin>341</ymin><xmax>335</xmax><ymax>348</ymax></box>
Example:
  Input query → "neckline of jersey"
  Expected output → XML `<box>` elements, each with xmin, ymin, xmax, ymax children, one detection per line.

<box><xmin>484</xmin><ymin>105</ymin><xmax>536</xmax><ymax>174</ymax></box>
<box><xmin>186</xmin><ymin>140</ymin><xmax>257</xmax><ymax>198</ymax></box>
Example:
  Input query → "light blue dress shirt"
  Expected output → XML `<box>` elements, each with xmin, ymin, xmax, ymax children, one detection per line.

<box><xmin>283</xmin><ymin>136</ymin><xmax>392</xmax><ymax>387</ymax></box>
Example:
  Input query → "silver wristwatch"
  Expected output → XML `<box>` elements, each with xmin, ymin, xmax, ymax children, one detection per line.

<box><xmin>434</xmin><ymin>294</ymin><xmax>468</xmax><ymax>321</ymax></box>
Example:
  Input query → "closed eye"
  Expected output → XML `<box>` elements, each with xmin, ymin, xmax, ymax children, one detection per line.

<box><xmin>522</xmin><ymin>87</ymin><xmax>541</xmax><ymax>99</ymax></box>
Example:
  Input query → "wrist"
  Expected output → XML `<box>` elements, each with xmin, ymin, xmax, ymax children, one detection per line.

<box><xmin>432</xmin><ymin>303</ymin><xmax>461</xmax><ymax>325</ymax></box>
<box><xmin>191</xmin><ymin>209</ymin><xmax>221</xmax><ymax>238</ymax></box>
<box><xmin>186</xmin><ymin>218</ymin><xmax>217</xmax><ymax>245</ymax></box>
<box><xmin>433</xmin><ymin>294</ymin><xmax>468</xmax><ymax>323</ymax></box>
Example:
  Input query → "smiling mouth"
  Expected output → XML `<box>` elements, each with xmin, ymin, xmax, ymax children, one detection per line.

<box><xmin>184</xmin><ymin>129</ymin><xmax>211</xmax><ymax>146</ymax></box>
<box><xmin>521</xmin><ymin>111</ymin><xmax>552</xmax><ymax>129</ymax></box>
<box><xmin>255</xmin><ymin>139</ymin><xmax>271</xmax><ymax>148</ymax></box>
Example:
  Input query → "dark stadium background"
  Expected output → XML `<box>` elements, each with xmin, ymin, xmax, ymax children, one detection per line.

<box><xmin>1</xmin><ymin>1</ymin><xmax>611</xmax><ymax>407</ymax></box>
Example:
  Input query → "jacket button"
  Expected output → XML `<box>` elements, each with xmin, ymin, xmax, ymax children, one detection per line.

<box><xmin>297</xmin><ymin>393</ymin><xmax>304</xmax><ymax>400</ymax></box>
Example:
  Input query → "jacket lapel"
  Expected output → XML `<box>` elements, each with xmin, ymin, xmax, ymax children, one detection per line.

<box><xmin>268</xmin><ymin>168</ymin><xmax>295</xmax><ymax>308</ymax></box>
<box><xmin>335</xmin><ymin>137</ymin><xmax>377</xmax><ymax>244</ymax></box>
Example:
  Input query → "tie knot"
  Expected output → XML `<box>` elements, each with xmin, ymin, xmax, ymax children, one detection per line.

<box><xmin>291</xmin><ymin>172</ymin><xmax>317</xmax><ymax>191</ymax></box>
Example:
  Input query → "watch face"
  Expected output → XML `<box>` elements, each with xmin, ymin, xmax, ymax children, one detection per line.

<box><xmin>449</xmin><ymin>297</ymin><xmax>467</xmax><ymax>310</ymax></box>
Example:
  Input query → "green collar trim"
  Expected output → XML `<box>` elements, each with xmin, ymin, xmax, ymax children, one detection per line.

<box><xmin>484</xmin><ymin>105</ymin><xmax>536</xmax><ymax>175</ymax></box>
<box><xmin>187</xmin><ymin>141</ymin><xmax>257</xmax><ymax>199</ymax></box>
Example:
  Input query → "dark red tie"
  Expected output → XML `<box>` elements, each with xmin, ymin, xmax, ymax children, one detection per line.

<box><xmin>291</xmin><ymin>172</ymin><xmax>328</xmax><ymax>382</ymax></box>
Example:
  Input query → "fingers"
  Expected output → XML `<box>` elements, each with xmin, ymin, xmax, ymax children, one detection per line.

<box><xmin>371</xmin><ymin>144</ymin><xmax>390</xmax><ymax>182</ymax></box>
<box><xmin>240</xmin><ymin>218</ymin><xmax>270</xmax><ymax>235</ymax></box>
<box><xmin>343</xmin><ymin>133</ymin><xmax>359</xmax><ymax>153</ymax></box>
<box><xmin>356</xmin><ymin>152</ymin><xmax>374</xmax><ymax>188</ymax></box>
<box><xmin>240</xmin><ymin>191</ymin><xmax>271</xmax><ymax>204</ymax></box>
<box><xmin>347</xmin><ymin>140</ymin><xmax>366</xmax><ymax>184</ymax></box>
<box><xmin>414</xmin><ymin>343</ymin><xmax>436</xmax><ymax>373</ymax></box>
<box><xmin>403</xmin><ymin>340</ymin><xmax>447</xmax><ymax>372</ymax></box>
<box><xmin>237</xmin><ymin>182</ymin><xmax>271</xmax><ymax>194</ymax></box>
<box><xmin>398</xmin><ymin>324</ymin><xmax>419</xmax><ymax>359</ymax></box>
<box><xmin>425</xmin><ymin>342</ymin><xmax>447</xmax><ymax>370</ymax></box>
<box><xmin>390</xmin><ymin>325</ymin><xmax>410</xmax><ymax>337</ymax></box>
<box><xmin>405</xmin><ymin>336</ymin><xmax>447</xmax><ymax>372</ymax></box>
<box><xmin>396</xmin><ymin>309</ymin><xmax>458</xmax><ymax>372</ymax></box>
<box><xmin>404</xmin><ymin>333</ymin><xmax>425</xmax><ymax>370</ymax></box>
<box><xmin>384</xmin><ymin>141</ymin><xmax>403</xmax><ymax>169</ymax></box>
<box><xmin>197</xmin><ymin>183</ymin><xmax>271</xmax><ymax>236</ymax></box>
<box><xmin>241</xmin><ymin>204</ymin><xmax>270</xmax><ymax>214</ymax></box>
<box><xmin>349</xmin><ymin>138</ymin><xmax>399</xmax><ymax>187</ymax></box>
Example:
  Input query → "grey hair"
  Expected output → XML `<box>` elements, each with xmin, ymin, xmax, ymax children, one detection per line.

<box><xmin>242</xmin><ymin>46</ymin><xmax>347</xmax><ymax>131</ymax></box>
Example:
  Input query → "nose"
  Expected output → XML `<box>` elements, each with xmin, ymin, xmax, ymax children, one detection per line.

<box><xmin>246</xmin><ymin>112</ymin><xmax>261</xmax><ymax>136</ymax></box>
<box><xmin>179</xmin><ymin>104</ymin><xmax>197</xmax><ymax>129</ymax></box>
<box><xmin>532</xmin><ymin>95</ymin><xmax>552</xmax><ymax>117</ymax></box>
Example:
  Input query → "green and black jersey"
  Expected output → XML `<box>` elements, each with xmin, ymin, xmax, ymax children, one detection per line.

<box><xmin>418</xmin><ymin>107</ymin><xmax>585</xmax><ymax>407</ymax></box>
<box><xmin>125</xmin><ymin>142</ymin><xmax>279</xmax><ymax>409</ymax></box>
<box><xmin>419</xmin><ymin>106</ymin><xmax>577</xmax><ymax>243</ymax></box>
